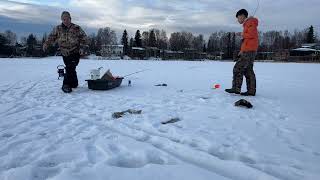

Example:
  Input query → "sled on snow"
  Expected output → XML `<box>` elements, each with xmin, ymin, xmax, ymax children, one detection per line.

<box><xmin>86</xmin><ymin>69</ymin><xmax>123</xmax><ymax>90</ymax></box>
<box><xmin>85</xmin><ymin>77</ymin><xmax>123</xmax><ymax>90</ymax></box>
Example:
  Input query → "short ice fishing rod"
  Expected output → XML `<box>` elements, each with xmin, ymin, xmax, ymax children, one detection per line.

<box><xmin>123</xmin><ymin>69</ymin><xmax>151</xmax><ymax>78</ymax></box>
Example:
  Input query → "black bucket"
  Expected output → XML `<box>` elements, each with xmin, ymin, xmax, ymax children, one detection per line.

<box><xmin>85</xmin><ymin>77</ymin><xmax>123</xmax><ymax>90</ymax></box>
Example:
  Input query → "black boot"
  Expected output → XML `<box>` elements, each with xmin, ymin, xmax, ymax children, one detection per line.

<box><xmin>70</xmin><ymin>83</ymin><xmax>78</xmax><ymax>88</ymax></box>
<box><xmin>225</xmin><ymin>88</ymin><xmax>240</xmax><ymax>94</ymax></box>
<box><xmin>240</xmin><ymin>91</ymin><xmax>256</xmax><ymax>96</ymax></box>
<box><xmin>62</xmin><ymin>84</ymin><xmax>72</xmax><ymax>93</ymax></box>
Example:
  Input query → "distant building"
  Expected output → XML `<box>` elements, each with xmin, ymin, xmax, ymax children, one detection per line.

<box><xmin>80</xmin><ymin>45</ymin><xmax>90</xmax><ymax>56</ymax></box>
<box><xmin>289</xmin><ymin>43</ymin><xmax>320</xmax><ymax>62</ymax></box>
<box><xmin>128</xmin><ymin>47</ymin><xmax>208</xmax><ymax>60</ymax></box>
<box><xmin>130</xmin><ymin>47</ymin><xmax>145</xmax><ymax>59</ymax></box>
<box><xmin>161</xmin><ymin>50</ymin><xmax>184</xmax><ymax>60</ymax></box>
<box><xmin>208</xmin><ymin>51</ymin><xmax>224</xmax><ymax>60</ymax></box>
<box><xmin>183</xmin><ymin>48</ymin><xmax>207</xmax><ymax>60</ymax></box>
<box><xmin>301</xmin><ymin>43</ymin><xmax>320</xmax><ymax>50</ymax></box>
<box><xmin>101</xmin><ymin>45</ymin><xmax>124</xmax><ymax>57</ymax></box>
<box><xmin>290</xmin><ymin>43</ymin><xmax>320</xmax><ymax>56</ymax></box>
<box><xmin>145</xmin><ymin>47</ymin><xmax>160</xmax><ymax>58</ymax></box>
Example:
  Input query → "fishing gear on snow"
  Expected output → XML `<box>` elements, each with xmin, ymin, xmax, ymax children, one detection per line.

<box><xmin>57</xmin><ymin>65</ymin><xmax>65</xmax><ymax>79</ymax></box>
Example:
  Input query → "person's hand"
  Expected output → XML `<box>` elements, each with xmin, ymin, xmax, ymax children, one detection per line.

<box><xmin>234</xmin><ymin>52</ymin><xmax>242</xmax><ymax>62</ymax></box>
<box><xmin>79</xmin><ymin>49</ymin><xmax>84</xmax><ymax>56</ymax></box>
<box><xmin>42</xmin><ymin>44</ymin><xmax>48</xmax><ymax>52</ymax></box>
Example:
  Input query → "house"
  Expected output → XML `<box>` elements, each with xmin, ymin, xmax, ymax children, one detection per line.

<box><xmin>130</xmin><ymin>47</ymin><xmax>145</xmax><ymax>59</ymax></box>
<box><xmin>289</xmin><ymin>43</ymin><xmax>320</xmax><ymax>62</ymax></box>
<box><xmin>301</xmin><ymin>43</ymin><xmax>320</xmax><ymax>50</ymax></box>
<box><xmin>161</xmin><ymin>50</ymin><xmax>184</xmax><ymax>60</ymax></box>
<box><xmin>145</xmin><ymin>47</ymin><xmax>160</xmax><ymax>58</ymax></box>
<box><xmin>208</xmin><ymin>51</ymin><xmax>224</xmax><ymax>60</ymax></box>
<box><xmin>290</xmin><ymin>43</ymin><xmax>320</xmax><ymax>56</ymax></box>
<box><xmin>80</xmin><ymin>45</ymin><xmax>90</xmax><ymax>56</ymax></box>
<box><xmin>274</xmin><ymin>50</ymin><xmax>290</xmax><ymax>61</ymax></box>
<box><xmin>101</xmin><ymin>45</ymin><xmax>124</xmax><ymax>58</ymax></box>
<box><xmin>183</xmin><ymin>48</ymin><xmax>207</xmax><ymax>60</ymax></box>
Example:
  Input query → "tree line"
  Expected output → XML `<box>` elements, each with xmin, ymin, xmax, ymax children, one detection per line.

<box><xmin>0</xmin><ymin>25</ymin><xmax>318</xmax><ymax>58</ymax></box>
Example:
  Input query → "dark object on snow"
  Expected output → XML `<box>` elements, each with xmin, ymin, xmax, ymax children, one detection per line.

<box><xmin>155</xmin><ymin>83</ymin><xmax>167</xmax><ymax>87</ymax></box>
<box><xmin>225</xmin><ymin>88</ymin><xmax>240</xmax><ymax>94</ymax></box>
<box><xmin>235</xmin><ymin>99</ymin><xmax>253</xmax><ymax>109</ymax></box>
<box><xmin>162</xmin><ymin>117</ymin><xmax>181</xmax><ymax>125</ymax></box>
<box><xmin>240</xmin><ymin>91</ymin><xmax>256</xmax><ymax>96</ymax></box>
<box><xmin>86</xmin><ymin>77</ymin><xmax>123</xmax><ymax>90</ymax></box>
<box><xmin>57</xmin><ymin>65</ymin><xmax>65</xmax><ymax>79</ymax></box>
<box><xmin>128</xmin><ymin>80</ymin><xmax>131</xmax><ymax>86</ymax></box>
<box><xmin>61</xmin><ymin>84</ymin><xmax>72</xmax><ymax>93</ymax></box>
<box><xmin>112</xmin><ymin>109</ymin><xmax>142</xmax><ymax>119</ymax></box>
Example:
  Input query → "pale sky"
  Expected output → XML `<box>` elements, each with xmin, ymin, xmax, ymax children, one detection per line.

<box><xmin>0</xmin><ymin>0</ymin><xmax>319</xmax><ymax>38</ymax></box>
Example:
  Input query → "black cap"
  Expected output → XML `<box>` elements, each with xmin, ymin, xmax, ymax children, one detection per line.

<box><xmin>236</xmin><ymin>9</ymin><xmax>248</xmax><ymax>18</ymax></box>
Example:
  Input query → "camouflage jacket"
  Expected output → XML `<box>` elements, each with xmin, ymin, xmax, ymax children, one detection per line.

<box><xmin>45</xmin><ymin>23</ymin><xmax>88</xmax><ymax>56</ymax></box>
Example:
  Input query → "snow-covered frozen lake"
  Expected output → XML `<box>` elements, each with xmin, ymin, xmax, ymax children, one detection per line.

<box><xmin>0</xmin><ymin>57</ymin><xmax>319</xmax><ymax>180</ymax></box>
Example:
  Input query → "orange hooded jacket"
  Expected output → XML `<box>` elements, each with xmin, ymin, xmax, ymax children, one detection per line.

<box><xmin>241</xmin><ymin>17</ymin><xmax>259</xmax><ymax>52</ymax></box>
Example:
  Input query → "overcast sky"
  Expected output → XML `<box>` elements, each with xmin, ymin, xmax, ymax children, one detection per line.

<box><xmin>0</xmin><ymin>0</ymin><xmax>319</xmax><ymax>39</ymax></box>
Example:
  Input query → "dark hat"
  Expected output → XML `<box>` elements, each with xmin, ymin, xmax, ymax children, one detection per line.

<box><xmin>61</xmin><ymin>11</ymin><xmax>71</xmax><ymax>18</ymax></box>
<box><xmin>236</xmin><ymin>9</ymin><xmax>248</xmax><ymax>18</ymax></box>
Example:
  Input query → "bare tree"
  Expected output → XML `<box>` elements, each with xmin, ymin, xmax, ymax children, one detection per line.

<box><xmin>142</xmin><ymin>31</ymin><xmax>149</xmax><ymax>47</ymax></box>
<box><xmin>4</xmin><ymin>30</ymin><xmax>17</xmax><ymax>46</ymax></box>
<box><xmin>169</xmin><ymin>32</ymin><xmax>193</xmax><ymax>51</ymax></box>
<box><xmin>96</xmin><ymin>27</ymin><xmax>118</xmax><ymax>50</ymax></box>
<box><xmin>192</xmin><ymin>34</ymin><xmax>205</xmax><ymax>52</ymax></box>
<box><xmin>158</xmin><ymin>30</ymin><xmax>168</xmax><ymax>50</ymax></box>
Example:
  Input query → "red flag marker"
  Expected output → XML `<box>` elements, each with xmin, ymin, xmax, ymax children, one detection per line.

<box><xmin>213</xmin><ymin>84</ymin><xmax>220</xmax><ymax>89</ymax></box>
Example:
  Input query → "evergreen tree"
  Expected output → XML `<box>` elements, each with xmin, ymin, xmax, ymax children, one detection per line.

<box><xmin>203</xmin><ymin>44</ymin><xmax>207</xmax><ymax>53</ymax></box>
<box><xmin>129</xmin><ymin>37</ymin><xmax>134</xmax><ymax>55</ymax></box>
<box><xmin>306</xmin><ymin>25</ymin><xmax>315</xmax><ymax>43</ymax></box>
<box><xmin>121</xmin><ymin>30</ymin><xmax>129</xmax><ymax>55</ymax></box>
<box><xmin>0</xmin><ymin>33</ymin><xmax>7</xmax><ymax>47</ymax></box>
<box><xmin>149</xmin><ymin>29</ymin><xmax>156</xmax><ymax>47</ymax></box>
<box><xmin>26</xmin><ymin>34</ymin><xmax>37</xmax><ymax>56</ymax></box>
<box><xmin>0</xmin><ymin>33</ymin><xmax>8</xmax><ymax>54</ymax></box>
<box><xmin>134</xmin><ymin>30</ymin><xmax>142</xmax><ymax>47</ymax></box>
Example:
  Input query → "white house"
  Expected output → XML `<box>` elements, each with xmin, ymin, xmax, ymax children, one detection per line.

<box><xmin>101</xmin><ymin>45</ymin><xmax>124</xmax><ymax>57</ymax></box>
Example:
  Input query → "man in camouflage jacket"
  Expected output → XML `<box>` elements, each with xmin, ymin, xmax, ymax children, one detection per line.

<box><xmin>43</xmin><ymin>11</ymin><xmax>88</xmax><ymax>93</ymax></box>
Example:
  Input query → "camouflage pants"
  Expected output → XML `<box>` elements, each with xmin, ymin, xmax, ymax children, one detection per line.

<box><xmin>232</xmin><ymin>52</ymin><xmax>256</xmax><ymax>93</ymax></box>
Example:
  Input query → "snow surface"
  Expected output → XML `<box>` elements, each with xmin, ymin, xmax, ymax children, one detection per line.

<box><xmin>292</xmin><ymin>48</ymin><xmax>319</xmax><ymax>52</ymax></box>
<box><xmin>0</xmin><ymin>57</ymin><xmax>319</xmax><ymax>180</ymax></box>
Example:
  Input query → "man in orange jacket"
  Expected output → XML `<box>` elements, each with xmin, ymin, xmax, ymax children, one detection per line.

<box><xmin>225</xmin><ymin>9</ymin><xmax>258</xmax><ymax>96</ymax></box>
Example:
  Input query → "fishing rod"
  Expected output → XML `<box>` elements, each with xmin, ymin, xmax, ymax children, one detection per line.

<box><xmin>123</xmin><ymin>69</ymin><xmax>151</xmax><ymax>78</ymax></box>
<box><xmin>253</xmin><ymin>0</ymin><xmax>260</xmax><ymax>16</ymax></box>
